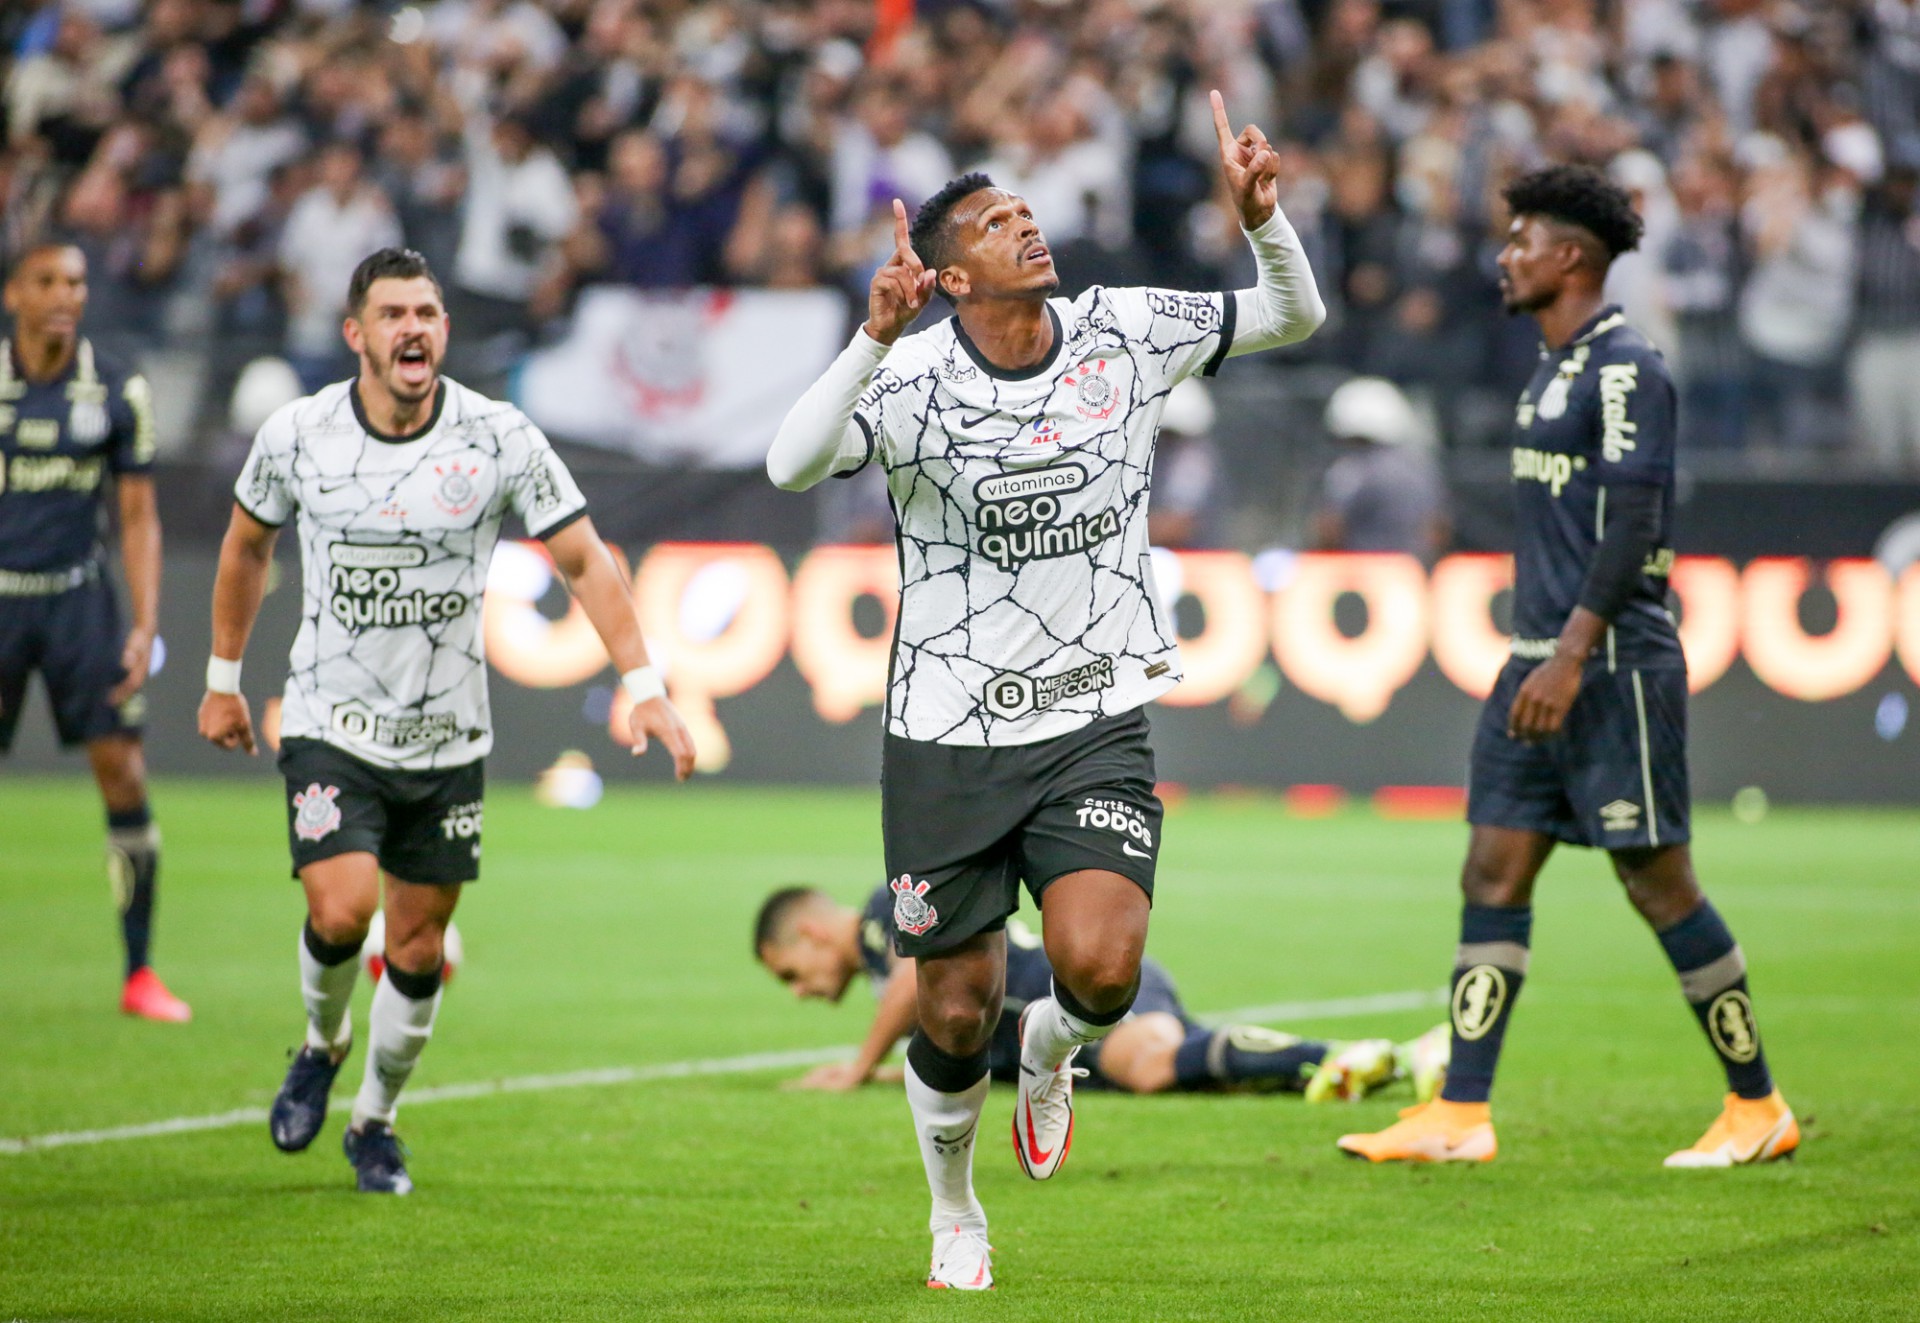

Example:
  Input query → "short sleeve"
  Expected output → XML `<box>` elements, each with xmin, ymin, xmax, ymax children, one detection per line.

<box><xmin>233</xmin><ymin>404</ymin><xmax>297</xmax><ymax>527</ymax></box>
<box><xmin>1593</xmin><ymin>345</ymin><xmax>1675</xmax><ymax>486</ymax></box>
<box><xmin>1107</xmin><ymin>286</ymin><xmax>1238</xmax><ymax>392</ymax></box>
<box><xmin>107</xmin><ymin>372</ymin><xmax>158</xmax><ymax>474</ymax></box>
<box><xmin>503</xmin><ymin>413</ymin><xmax>590</xmax><ymax>538</ymax></box>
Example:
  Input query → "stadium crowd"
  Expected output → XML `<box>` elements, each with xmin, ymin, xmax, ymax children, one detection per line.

<box><xmin>4</xmin><ymin>0</ymin><xmax>1919</xmax><ymax>463</ymax></box>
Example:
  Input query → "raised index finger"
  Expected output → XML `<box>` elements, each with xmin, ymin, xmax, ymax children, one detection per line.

<box><xmin>1210</xmin><ymin>90</ymin><xmax>1233</xmax><ymax>148</ymax></box>
<box><xmin>892</xmin><ymin>197</ymin><xmax>913</xmax><ymax>256</ymax></box>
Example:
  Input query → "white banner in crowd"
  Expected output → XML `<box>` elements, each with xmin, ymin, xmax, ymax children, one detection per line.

<box><xmin>515</xmin><ymin>286</ymin><xmax>848</xmax><ymax>468</ymax></box>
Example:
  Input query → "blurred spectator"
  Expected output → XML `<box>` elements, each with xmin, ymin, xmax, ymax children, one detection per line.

<box><xmin>1736</xmin><ymin>137</ymin><xmax>1856</xmax><ymax>448</ymax></box>
<box><xmin>1849</xmin><ymin>161</ymin><xmax>1920</xmax><ymax>471</ymax></box>
<box><xmin>184</xmin><ymin>77</ymin><xmax>306</xmax><ymax>240</ymax></box>
<box><xmin>57</xmin><ymin>122</ymin><xmax>187</xmax><ymax>363</ymax></box>
<box><xmin>450</xmin><ymin>105</ymin><xmax>576</xmax><ymax>387</ymax></box>
<box><xmin>278</xmin><ymin>141</ymin><xmax>401</xmax><ymax>391</ymax></box>
<box><xmin>1313</xmin><ymin>376</ymin><xmax>1450</xmax><ymax>564</ymax></box>
<box><xmin>1149</xmin><ymin>378</ymin><xmax>1224</xmax><ymax>549</ymax></box>
<box><xmin>1661</xmin><ymin>152</ymin><xmax>1747</xmax><ymax>450</ymax></box>
<box><xmin>5</xmin><ymin>8</ymin><xmax>125</xmax><ymax>166</ymax></box>
<box><xmin>827</xmin><ymin>74</ymin><xmax>951</xmax><ymax>268</ymax></box>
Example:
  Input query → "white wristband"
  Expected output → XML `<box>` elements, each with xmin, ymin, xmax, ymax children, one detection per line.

<box><xmin>206</xmin><ymin>656</ymin><xmax>243</xmax><ymax>694</ymax></box>
<box><xmin>621</xmin><ymin>665</ymin><xmax>666</xmax><ymax>704</ymax></box>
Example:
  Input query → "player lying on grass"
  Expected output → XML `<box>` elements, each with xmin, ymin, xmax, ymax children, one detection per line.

<box><xmin>200</xmin><ymin>247</ymin><xmax>695</xmax><ymax>1196</ymax></box>
<box><xmin>755</xmin><ymin>885</ymin><xmax>1449</xmax><ymax>1105</ymax></box>
<box><xmin>765</xmin><ymin>91</ymin><xmax>1323</xmax><ymax>1291</ymax></box>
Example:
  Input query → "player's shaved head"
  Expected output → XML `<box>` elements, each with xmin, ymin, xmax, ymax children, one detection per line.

<box><xmin>3</xmin><ymin>236</ymin><xmax>84</xmax><ymax>288</ymax></box>
<box><xmin>753</xmin><ymin>885</ymin><xmax>836</xmax><ymax>959</ymax></box>
<box><xmin>910</xmin><ymin>171</ymin><xmax>998</xmax><ymax>303</ymax></box>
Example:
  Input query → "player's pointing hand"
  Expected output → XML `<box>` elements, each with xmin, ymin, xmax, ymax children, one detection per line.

<box><xmin>864</xmin><ymin>198</ymin><xmax>938</xmax><ymax>347</ymax></box>
<box><xmin>1211</xmin><ymin>90</ymin><xmax>1279</xmax><ymax>231</ymax></box>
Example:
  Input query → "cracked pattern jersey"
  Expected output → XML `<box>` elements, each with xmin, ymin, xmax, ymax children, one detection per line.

<box><xmin>848</xmin><ymin>285</ymin><xmax>1236</xmax><ymax>745</ymax></box>
<box><xmin>234</xmin><ymin>379</ymin><xmax>587</xmax><ymax>771</ymax></box>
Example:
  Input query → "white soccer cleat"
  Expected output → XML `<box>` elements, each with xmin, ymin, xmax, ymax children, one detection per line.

<box><xmin>927</xmin><ymin>1223</ymin><xmax>993</xmax><ymax>1290</ymax></box>
<box><xmin>1013</xmin><ymin>1002</ymin><xmax>1085</xmax><ymax>1180</ymax></box>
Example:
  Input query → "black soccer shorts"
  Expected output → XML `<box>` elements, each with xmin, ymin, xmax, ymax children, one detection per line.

<box><xmin>0</xmin><ymin>570</ymin><xmax>143</xmax><ymax>751</ymax></box>
<box><xmin>278</xmin><ymin>737</ymin><xmax>485</xmax><ymax>884</ymax></box>
<box><xmin>1468</xmin><ymin>657</ymin><xmax>1691</xmax><ymax>850</ymax></box>
<box><xmin>880</xmin><ymin>706</ymin><xmax>1164</xmax><ymax>959</ymax></box>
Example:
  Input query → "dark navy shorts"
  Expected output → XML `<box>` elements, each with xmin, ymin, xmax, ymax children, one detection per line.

<box><xmin>986</xmin><ymin>955</ymin><xmax>1193</xmax><ymax>1086</ymax></box>
<box><xmin>278</xmin><ymin>737</ymin><xmax>485</xmax><ymax>884</ymax></box>
<box><xmin>0</xmin><ymin>571</ymin><xmax>143</xmax><ymax>751</ymax></box>
<box><xmin>1468</xmin><ymin>657</ymin><xmax>1691</xmax><ymax>850</ymax></box>
<box><xmin>881</xmin><ymin>708</ymin><xmax>1163</xmax><ymax>960</ymax></box>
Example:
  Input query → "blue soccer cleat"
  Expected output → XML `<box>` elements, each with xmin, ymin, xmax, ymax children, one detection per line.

<box><xmin>270</xmin><ymin>1045</ymin><xmax>346</xmax><ymax>1152</ymax></box>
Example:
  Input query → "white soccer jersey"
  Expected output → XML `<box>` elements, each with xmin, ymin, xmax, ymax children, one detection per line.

<box><xmin>847</xmin><ymin>284</ymin><xmax>1236</xmax><ymax>745</ymax></box>
<box><xmin>234</xmin><ymin>378</ymin><xmax>587</xmax><ymax>770</ymax></box>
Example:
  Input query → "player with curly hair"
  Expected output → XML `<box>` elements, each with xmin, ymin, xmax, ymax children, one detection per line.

<box><xmin>1336</xmin><ymin>164</ymin><xmax>1797</xmax><ymax>1169</ymax></box>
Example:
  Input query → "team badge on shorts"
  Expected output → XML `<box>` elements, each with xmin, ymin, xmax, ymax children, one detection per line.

<box><xmin>890</xmin><ymin>874</ymin><xmax>938</xmax><ymax>936</ymax></box>
<box><xmin>292</xmin><ymin>783</ymin><xmax>343</xmax><ymax>842</ymax></box>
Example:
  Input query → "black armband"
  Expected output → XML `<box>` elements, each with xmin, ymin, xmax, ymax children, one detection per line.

<box><xmin>1577</xmin><ymin>483</ymin><xmax>1662</xmax><ymax>622</ymax></box>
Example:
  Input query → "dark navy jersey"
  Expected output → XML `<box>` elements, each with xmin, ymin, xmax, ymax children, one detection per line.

<box><xmin>860</xmin><ymin>886</ymin><xmax>1052</xmax><ymax>1005</ymax></box>
<box><xmin>1507</xmin><ymin>305</ymin><xmax>1683</xmax><ymax>669</ymax></box>
<box><xmin>0</xmin><ymin>338</ymin><xmax>155</xmax><ymax>573</ymax></box>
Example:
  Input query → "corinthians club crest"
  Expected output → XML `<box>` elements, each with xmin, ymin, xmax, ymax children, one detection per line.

<box><xmin>890</xmin><ymin>874</ymin><xmax>938</xmax><ymax>936</ymax></box>
<box><xmin>1064</xmin><ymin>358</ymin><xmax>1119</xmax><ymax>421</ymax></box>
<box><xmin>432</xmin><ymin>462</ymin><xmax>482</xmax><ymax>517</ymax></box>
<box><xmin>292</xmin><ymin>783</ymin><xmax>343</xmax><ymax>842</ymax></box>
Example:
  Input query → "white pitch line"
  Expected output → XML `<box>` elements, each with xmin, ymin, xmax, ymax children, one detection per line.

<box><xmin>0</xmin><ymin>991</ymin><xmax>1443</xmax><ymax>1157</ymax></box>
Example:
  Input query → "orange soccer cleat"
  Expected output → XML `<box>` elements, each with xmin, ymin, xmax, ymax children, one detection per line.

<box><xmin>1336</xmin><ymin>1097</ymin><xmax>1496</xmax><ymax>1163</ymax></box>
<box><xmin>1663</xmin><ymin>1091</ymin><xmax>1799</xmax><ymax>1168</ymax></box>
<box><xmin>120</xmin><ymin>967</ymin><xmax>192</xmax><ymax>1022</ymax></box>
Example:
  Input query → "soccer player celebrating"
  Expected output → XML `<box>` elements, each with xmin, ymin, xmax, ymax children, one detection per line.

<box><xmin>767</xmin><ymin>94</ymin><xmax>1324</xmax><ymax>1288</ymax></box>
<box><xmin>1337</xmin><ymin>166</ymin><xmax>1796</xmax><ymax>1169</ymax></box>
<box><xmin>755</xmin><ymin>884</ymin><xmax>1450</xmax><ymax>1105</ymax></box>
<box><xmin>199</xmin><ymin>248</ymin><xmax>695</xmax><ymax>1195</ymax></box>
<box><xmin>0</xmin><ymin>239</ymin><xmax>189</xmax><ymax>1022</ymax></box>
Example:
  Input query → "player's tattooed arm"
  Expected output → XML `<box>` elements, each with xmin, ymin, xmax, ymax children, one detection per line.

<box><xmin>544</xmin><ymin>516</ymin><xmax>697</xmax><ymax>780</ymax></box>
<box><xmin>198</xmin><ymin>505</ymin><xmax>281</xmax><ymax>754</ymax></box>
<box><xmin>109</xmin><ymin>474</ymin><xmax>162</xmax><ymax>706</ymax></box>
<box><xmin>792</xmin><ymin>954</ymin><xmax>923</xmax><ymax>1092</ymax></box>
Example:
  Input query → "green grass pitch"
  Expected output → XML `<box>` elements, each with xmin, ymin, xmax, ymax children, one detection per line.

<box><xmin>1</xmin><ymin>778</ymin><xmax>1915</xmax><ymax>1321</ymax></box>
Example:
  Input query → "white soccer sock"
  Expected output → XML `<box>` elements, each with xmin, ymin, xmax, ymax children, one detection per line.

<box><xmin>349</xmin><ymin>971</ymin><xmax>441</xmax><ymax>1128</ymax></box>
<box><xmin>299</xmin><ymin>928</ymin><xmax>358</xmax><ymax>1054</ymax></box>
<box><xmin>904</xmin><ymin>1060</ymin><xmax>990</xmax><ymax>1237</ymax></box>
<box><xmin>1020</xmin><ymin>989</ymin><xmax>1121</xmax><ymax>1074</ymax></box>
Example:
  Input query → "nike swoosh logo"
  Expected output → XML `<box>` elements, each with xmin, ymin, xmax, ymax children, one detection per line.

<box><xmin>1121</xmin><ymin>841</ymin><xmax>1153</xmax><ymax>859</ymax></box>
<box><xmin>318</xmin><ymin>481</ymin><xmax>355</xmax><ymax>494</ymax></box>
<box><xmin>930</xmin><ymin>1124</ymin><xmax>977</xmax><ymax>1147</ymax></box>
<box><xmin>1021</xmin><ymin>1098</ymin><xmax>1053</xmax><ymax>1166</ymax></box>
<box><xmin>959</xmin><ymin>413</ymin><xmax>994</xmax><ymax>428</ymax></box>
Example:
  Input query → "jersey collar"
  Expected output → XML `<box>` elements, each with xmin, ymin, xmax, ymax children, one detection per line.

<box><xmin>1569</xmin><ymin>304</ymin><xmax>1627</xmax><ymax>347</ymax></box>
<box><xmin>350</xmin><ymin>379</ymin><xmax>446</xmax><ymax>444</ymax></box>
<box><xmin>952</xmin><ymin>304</ymin><xmax>1064</xmax><ymax>382</ymax></box>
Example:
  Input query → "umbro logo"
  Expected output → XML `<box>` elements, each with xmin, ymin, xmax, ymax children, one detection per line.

<box><xmin>1599</xmin><ymin>799</ymin><xmax>1642</xmax><ymax>832</ymax></box>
